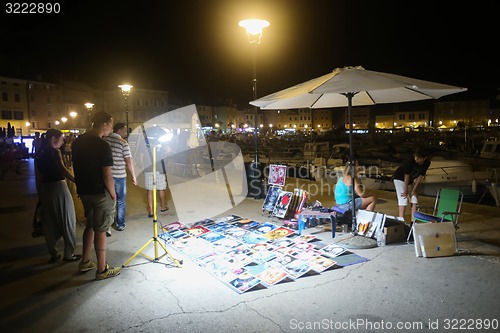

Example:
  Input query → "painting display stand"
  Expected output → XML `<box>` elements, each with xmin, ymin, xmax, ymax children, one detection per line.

<box><xmin>262</xmin><ymin>164</ymin><xmax>309</xmax><ymax>222</ymax></box>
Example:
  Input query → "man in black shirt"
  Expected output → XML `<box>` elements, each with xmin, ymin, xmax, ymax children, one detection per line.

<box><xmin>392</xmin><ymin>147</ymin><xmax>431</xmax><ymax>219</ymax></box>
<box><xmin>72</xmin><ymin>111</ymin><xmax>121</xmax><ymax>281</ymax></box>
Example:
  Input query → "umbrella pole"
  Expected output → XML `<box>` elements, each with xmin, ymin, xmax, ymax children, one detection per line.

<box><xmin>346</xmin><ymin>92</ymin><xmax>357</xmax><ymax>234</ymax></box>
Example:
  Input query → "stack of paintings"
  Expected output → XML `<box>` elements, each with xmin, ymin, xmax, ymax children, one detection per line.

<box><xmin>262</xmin><ymin>164</ymin><xmax>309</xmax><ymax>220</ymax></box>
<box><xmin>159</xmin><ymin>215</ymin><xmax>368</xmax><ymax>294</ymax></box>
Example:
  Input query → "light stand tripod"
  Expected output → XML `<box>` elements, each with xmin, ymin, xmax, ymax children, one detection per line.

<box><xmin>123</xmin><ymin>130</ymin><xmax>182</xmax><ymax>268</ymax></box>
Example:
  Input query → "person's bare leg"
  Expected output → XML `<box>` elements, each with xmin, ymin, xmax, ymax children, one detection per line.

<box><xmin>158</xmin><ymin>190</ymin><xmax>167</xmax><ymax>210</ymax></box>
<box><xmin>411</xmin><ymin>203</ymin><xmax>418</xmax><ymax>221</ymax></box>
<box><xmin>147</xmin><ymin>190</ymin><xmax>153</xmax><ymax>214</ymax></box>
<box><xmin>94</xmin><ymin>231</ymin><xmax>107</xmax><ymax>273</ymax></box>
<box><xmin>365</xmin><ymin>196</ymin><xmax>376</xmax><ymax>211</ymax></box>
<box><xmin>81</xmin><ymin>226</ymin><xmax>94</xmax><ymax>263</ymax></box>
<box><xmin>398</xmin><ymin>205</ymin><xmax>406</xmax><ymax>218</ymax></box>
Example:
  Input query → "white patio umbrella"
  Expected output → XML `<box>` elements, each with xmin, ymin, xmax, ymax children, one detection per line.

<box><xmin>250</xmin><ymin>66</ymin><xmax>467</xmax><ymax>234</ymax></box>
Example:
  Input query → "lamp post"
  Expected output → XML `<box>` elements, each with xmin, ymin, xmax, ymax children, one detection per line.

<box><xmin>84</xmin><ymin>102</ymin><xmax>94</xmax><ymax>130</ymax></box>
<box><xmin>118</xmin><ymin>84</ymin><xmax>133</xmax><ymax>138</ymax></box>
<box><xmin>61</xmin><ymin>116</ymin><xmax>68</xmax><ymax>130</ymax></box>
<box><xmin>239</xmin><ymin>18</ymin><xmax>270</xmax><ymax>199</ymax></box>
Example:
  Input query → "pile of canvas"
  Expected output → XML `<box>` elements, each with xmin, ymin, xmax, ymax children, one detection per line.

<box><xmin>159</xmin><ymin>215</ymin><xmax>368</xmax><ymax>294</ymax></box>
<box><xmin>262</xmin><ymin>164</ymin><xmax>309</xmax><ymax>220</ymax></box>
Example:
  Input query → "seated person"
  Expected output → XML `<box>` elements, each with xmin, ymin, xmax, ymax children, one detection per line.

<box><xmin>334</xmin><ymin>161</ymin><xmax>376</xmax><ymax>212</ymax></box>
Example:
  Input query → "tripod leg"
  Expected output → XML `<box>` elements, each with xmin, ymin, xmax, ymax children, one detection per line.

<box><xmin>156</xmin><ymin>239</ymin><xmax>183</xmax><ymax>267</ymax></box>
<box><xmin>122</xmin><ymin>238</ymin><xmax>154</xmax><ymax>267</ymax></box>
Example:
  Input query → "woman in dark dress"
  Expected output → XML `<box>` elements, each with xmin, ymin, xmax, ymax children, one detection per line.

<box><xmin>35</xmin><ymin>129</ymin><xmax>80</xmax><ymax>263</ymax></box>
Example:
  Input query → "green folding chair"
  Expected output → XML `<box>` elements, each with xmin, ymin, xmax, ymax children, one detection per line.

<box><xmin>407</xmin><ymin>188</ymin><xmax>463</xmax><ymax>243</ymax></box>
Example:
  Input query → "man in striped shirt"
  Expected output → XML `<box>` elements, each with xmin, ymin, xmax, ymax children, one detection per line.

<box><xmin>103</xmin><ymin>123</ymin><xmax>137</xmax><ymax>234</ymax></box>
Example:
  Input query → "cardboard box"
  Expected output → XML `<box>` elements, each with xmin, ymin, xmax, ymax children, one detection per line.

<box><xmin>413</xmin><ymin>222</ymin><xmax>456</xmax><ymax>257</ymax></box>
<box><xmin>383</xmin><ymin>216</ymin><xmax>406</xmax><ymax>244</ymax></box>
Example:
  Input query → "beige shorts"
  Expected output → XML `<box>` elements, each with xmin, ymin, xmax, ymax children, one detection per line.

<box><xmin>80</xmin><ymin>192</ymin><xmax>115</xmax><ymax>232</ymax></box>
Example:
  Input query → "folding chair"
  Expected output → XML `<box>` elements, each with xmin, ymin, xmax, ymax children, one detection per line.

<box><xmin>407</xmin><ymin>188</ymin><xmax>463</xmax><ymax>243</ymax></box>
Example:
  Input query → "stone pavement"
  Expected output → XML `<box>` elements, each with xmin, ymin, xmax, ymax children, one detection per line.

<box><xmin>1</xmin><ymin>159</ymin><xmax>499</xmax><ymax>333</ymax></box>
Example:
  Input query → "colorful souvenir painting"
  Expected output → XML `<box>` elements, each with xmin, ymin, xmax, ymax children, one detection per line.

<box><xmin>160</xmin><ymin>221</ymin><xmax>187</xmax><ymax>232</ymax></box>
<box><xmin>191</xmin><ymin>218</ymin><xmax>215</xmax><ymax>227</ymax></box>
<box><xmin>250</xmin><ymin>249</ymin><xmax>277</xmax><ymax>263</ymax></box>
<box><xmin>227</xmin><ymin>272</ymin><xmax>262</xmax><ymax>294</ymax></box>
<box><xmin>271</xmin><ymin>254</ymin><xmax>297</xmax><ymax>267</ymax></box>
<box><xmin>263</xmin><ymin>226</ymin><xmax>295</xmax><ymax>240</ymax></box>
<box><xmin>308</xmin><ymin>255</ymin><xmax>337</xmax><ymax>272</ymax></box>
<box><xmin>214</xmin><ymin>267</ymin><xmax>248</xmax><ymax>282</ymax></box>
<box><xmin>292</xmin><ymin>248</ymin><xmax>323</xmax><ymax>262</ymax></box>
<box><xmin>319</xmin><ymin>244</ymin><xmax>347</xmax><ymax>258</ymax></box>
<box><xmin>242</xmin><ymin>232</ymin><xmax>269</xmax><ymax>245</ymax></box>
<box><xmin>223</xmin><ymin>228</ymin><xmax>251</xmax><ymax>239</ymax></box>
<box><xmin>283</xmin><ymin>259</ymin><xmax>312</xmax><ymax>279</ymax></box>
<box><xmin>212</xmin><ymin>237</ymin><xmax>242</xmax><ymax>253</ymax></box>
<box><xmin>268</xmin><ymin>164</ymin><xmax>287</xmax><ymax>186</ymax></box>
<box><xmin>236</xmin><ymin>220</ymin><xmax>261</xmax><ymax>230</ymax></box>
<box><xmin>293</xmin><ymin>234</ymin><xmax>317</xmax><ymax>244</ymax></box>
<box><xmin>159</xmin><ymin>229</ymin><xmax>187</xmax><ymax>242</ymax></box>
<box><xmin>199</xmin><ymin>232</ymin><xmax>226</xmax><ymax>243</ymax></box>
<box><xmin>185</xmin><ymin>225</ymin><xmax>211</xmax><ymax>237</ymax></box>
<box><xmin>272</xmin><ymin>191</ymin><xmax>293</xmax><ymax>218</ymax></box>
<box><xmin>262</xmin><ymin>185</ymin><xmax>281</xmax><ymax>212</ymax></box>
<box><xmin>254</xmin><ymin>222</ymin><xmax>279</xmax><ymax>234</ymax></box>
<box><xmin>256</xmin><ymin>266</ymin><xmax>289</xmax><ymax>286</ymax></box>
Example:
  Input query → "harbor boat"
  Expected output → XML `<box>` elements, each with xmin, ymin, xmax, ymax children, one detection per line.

<box><xmin>479</xmin><ymin>138</ymin><xmax>499</xmax><ymax>206</ymax></box>
<box><xmin>359</xmin><ymin>157</ymin><xmax>496</xmax><ymax>202</ymax></box>
<box><xmin>480</xmin><ymin>137</ymin><xmax>500</xmax><ymax>160</ymax></box>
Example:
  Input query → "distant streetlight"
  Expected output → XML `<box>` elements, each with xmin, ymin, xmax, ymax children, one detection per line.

<box><xmin>55</xmin><ymin>120</ymin><xmax>60</xmax><ymax>126</ymax></box>
<box><xmin>69</xmin><ymin>111</ymin><xmax>77</xmax><ymax>134</ymax></box>
<box><xmin>118</xmin><ymin>84</ymin><xmax>133</xmax><ymax>137</ymax></box>
<box><xmin>239</xmin><ymin>18</ymin><xmax>269</xmax><ymax>199</ymax></box>
<box><xmin>61</xmin><ymin>117</ymin><xmax>68</xmax><ymax>129</ymax></box>
<box><xmin>84</xmin><ymin>102</ymin><xmax>94</xmax><ymax>129</ymax></box>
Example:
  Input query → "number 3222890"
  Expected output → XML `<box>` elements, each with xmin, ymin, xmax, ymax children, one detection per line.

<box><xmin>5</xmin><ymin>3</ymin><xmax>61</xmax><ymax>14</ymax></box>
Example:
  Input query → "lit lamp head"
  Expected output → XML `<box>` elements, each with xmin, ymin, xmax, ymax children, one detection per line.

<box><xmin>119</xmin><ymin>84</ymin><xmax>133</xmax><ymax>97</ymax></box>
<box><xmin>69</xmin><ymin>111</ymin><xmax>77</xmax><ymax>119</ymax></box>
<box><xmin>145</xmin><ymin>125</ymin><xmax>172</xmax><ymax>147</ymax></box>
<box><xmin>238</xmin><ymin>19</ymin><xmax>270</xmax><ymax>44</ymax></box>
<box><xmin>84</xmin><ymin>102</ymin><xmax>94</xmax><ymax>110</ymax></box>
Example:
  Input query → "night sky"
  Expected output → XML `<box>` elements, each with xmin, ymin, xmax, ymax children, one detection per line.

<box><xmin>1</xmin><ymin>0</ymin><xmax>498</xmax><ymax>106</ymax></box>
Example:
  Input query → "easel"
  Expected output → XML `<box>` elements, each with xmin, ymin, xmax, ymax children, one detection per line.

<box><xmin>123</xmin><ymin>126</ymin><xmax>182</xmax><ymax>268</ymax></box>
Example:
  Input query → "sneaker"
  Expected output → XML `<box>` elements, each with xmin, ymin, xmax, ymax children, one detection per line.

<box><xmin>95</xmin><ymin>264</ymin><xmax>121</xmax><ymax>281</ymax></box>
<box><xmin>63</xmin><ymin>254</ymin><xmax>82</xmax><ymax>262</ymax></box>
<box><xmin>106</xmin><ymin>230</ymin><xmax>112</xmax><ymax>237</ymax></box>
<box><xmin>112</xmin><ymin>224</ymin><xmax>126</xmax><ymax>231</ymax></box>
<box><xmin>79</xmin><ymin>260</ymin><xmax>97</xmax><ymax>272</ymax></box>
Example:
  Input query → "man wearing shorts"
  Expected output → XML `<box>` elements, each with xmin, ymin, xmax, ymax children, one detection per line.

<box><xmin>72</xmin><ymin>111</ymin><xmax>121</xmax><ymax>281</ymax></box>
<box><xmin>392</xmin><ymin>147</ymin><xmax>431</xmax><ymax>220</ymax></box>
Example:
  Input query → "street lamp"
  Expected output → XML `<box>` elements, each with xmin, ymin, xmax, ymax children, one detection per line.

<box><xmin>84</xmin><ymin>102</ymin><xmax>94</xmax><ymax>130</ymax></box>
<box><xmin>239</xmin><ymin>18</ymin><xmax>269</xmax><ymax>199</ymax></box>
<box><xmin>69</xmin><ymin>111</ymin><xmax>77</xmax><ymax>134</ymax></box>
<box><xmin>118</xmin><ymin>84</ymin><xmax>133</xmax><ymax>137</ymax></box>
<box><xmin>61</xmin><ymin>117</ymin><xmax>68</xmax><ymax>129</ymax></box>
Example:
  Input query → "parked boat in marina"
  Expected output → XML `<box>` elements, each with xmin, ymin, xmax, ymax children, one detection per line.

<box><xmin>359</xmin><ymin>157</ymin><xmax>496</xmax><ymax>203</ymax></box>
